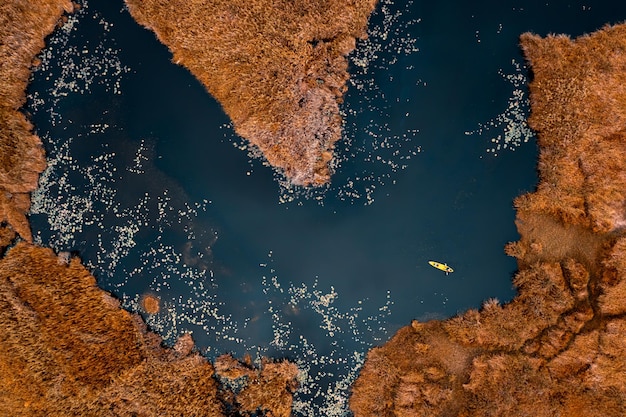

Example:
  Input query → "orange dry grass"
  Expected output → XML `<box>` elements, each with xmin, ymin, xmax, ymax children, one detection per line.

<box><xmin>351</xmin><ymin>251</ymin><xmax>626</xmax><ymax>416</ymax></box>
<box><xmin>350</xmin><ymin>24</ymin><xmax>626</xmax><ymax>417</ymax></box>
<box><xmin>505</xmin><ymin>210</ymin><xmax>607</xmax><ymax>274</ymax></box>
<box><xmin>597</xmin><ymin>237</ymin><xmax>626</xmax><ymax>314</ymax></box>
<box><xmin>214</xmin><ymin>354</ymin><xmax>299</xmax><ymax>417</ymax></box>
<box><xmin>0</xmin><ymin>0</ymin><xmax>74</xmax><ymax>242</ymax></box>
<box><xmin>124</xmin><ymin>0</ymin><xmax>377</xmax><ymax>185</ymax></box>
<box><xmin>0</xmin><ymin>243</ymin><xmax>301</xmax><ymax>415</ymax></box>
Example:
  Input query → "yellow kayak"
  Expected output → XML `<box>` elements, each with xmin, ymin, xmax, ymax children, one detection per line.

<box><xmin>429</xmin><ymin>261</ymin><xmax>454</xmax><ymax>274</ymax></box>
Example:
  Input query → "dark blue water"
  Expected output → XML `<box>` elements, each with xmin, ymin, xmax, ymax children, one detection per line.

<box><xmin>27</xmin><ymin>0</ymin><xmax>626</xmax><ymax>414</ymax></box>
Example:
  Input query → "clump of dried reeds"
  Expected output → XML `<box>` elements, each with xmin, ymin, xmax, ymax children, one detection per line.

<box><xmin>519</xmin><ymin>25</ymin><xmax>626</xmax><ymax>233</ymax></box>
<box><xmin>214</xmin><ymin>354</ymin><xmax>299</xmax><ymax>417</ymax></box>
<box><xmin>0</xmin><ymin>243</ymin><xmax>223</xmax><ymax>415</ymax></box>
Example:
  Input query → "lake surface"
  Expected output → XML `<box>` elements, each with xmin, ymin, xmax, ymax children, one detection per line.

<box><xmin>27</xmin><ymin>0</ymin><xmax>626</xmax><ymax>414</ymax></box>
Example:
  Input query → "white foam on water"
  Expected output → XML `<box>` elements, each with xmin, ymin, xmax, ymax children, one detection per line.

<box><xmin>29</xmin><ymin>1</ymin><xmax>130</xmax><ymax>127</ymax></box>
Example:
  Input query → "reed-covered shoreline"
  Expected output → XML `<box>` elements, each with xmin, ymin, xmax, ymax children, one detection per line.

<box><xmin>349</xmin><ymin>24</ymin><xmax>626</xmax><ymax>417</ymax></box>
<box><xmin>0</xmin><ymin>0</ymin><xmax>74</xmax><ymax>245</ymax></box>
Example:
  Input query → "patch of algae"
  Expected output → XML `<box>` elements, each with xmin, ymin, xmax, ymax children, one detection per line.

<box><xmin>350</xmin><ymin>24</ymin><xmax>626</xmax><ymax>417</ymax></box>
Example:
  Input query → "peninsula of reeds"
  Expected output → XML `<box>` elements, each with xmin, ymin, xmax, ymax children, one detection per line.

<box><xmin>124</xmin><ymin>0</ymin><xmax>378</xmax><ymax>186</ymax></box>
<box><xmin>349</xmin><ymin>23</ymin><xmax>626</xmax><ymax>417</ymax></box>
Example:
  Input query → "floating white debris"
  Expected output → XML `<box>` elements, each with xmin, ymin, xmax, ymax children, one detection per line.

<box><xmin>465</xmin><ymin>58</ymin><xmax>535</xmax><ymax>156</ymax></box>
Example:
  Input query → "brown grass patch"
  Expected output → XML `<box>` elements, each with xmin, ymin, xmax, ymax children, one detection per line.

<box><xmin>519</xmin><ymin>25</ymin><xmax>626</xmax><ymax>232</ymax></box>
<box><xmin>214</xmin><ymin>354</ymin><xmax>299</xmax><ymax>417</ymax></box>
<box><xmin>0</xmin><ymin>242</ymin><xmax>303</xmax><ymax>416</ymax></box>
<box><xmin>0</xmin><ymin>243</ymin><xmax>219</xmax><ymax>415</ymax></box>
<box><xmin>507</xmin><ymin>210</ymin><xmax>608</xmax><ymax>274</ymax></box>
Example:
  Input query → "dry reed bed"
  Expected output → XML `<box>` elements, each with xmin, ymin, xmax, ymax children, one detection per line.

<box><xmin>0</xmin><ymin>243</ymin><xmax>299</xmax><ymax>416</ymax></box>
<box><xmin>124</xmin><ymin>0</ymin><xmax>378</xmax><ymax>185</ymax></box>
<box><xmin>350</xmin><ymin>24</ymin><xmax>626</xmax><ymax>417</ymax></box>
